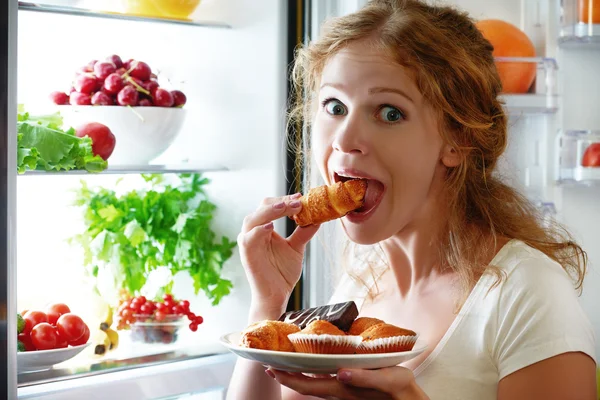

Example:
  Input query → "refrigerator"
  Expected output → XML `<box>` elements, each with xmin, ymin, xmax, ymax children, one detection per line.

<box><xmin>1</xmin><ymin>0</ymin><xmax>600</xmax><ymax>399</ymax></box>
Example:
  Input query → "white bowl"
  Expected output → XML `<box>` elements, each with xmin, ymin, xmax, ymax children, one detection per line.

<box><xmin>17</xmin><ymin>343</ymin><xmax>91</xmax><ymax>373</ymax></box>
<box><xmin>58</xmin><ymin>106</ymin><xmax>187</xmax><ymax>165</ymax></box>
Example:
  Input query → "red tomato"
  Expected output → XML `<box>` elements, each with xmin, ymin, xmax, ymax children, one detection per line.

<box><xmin>582</xmin><ymin>143</ymin><xmax>600</xmax><ymax>167</ymax></box>
<box><xmin>23</xmin><ymin>311</ymin><xmax>48</xmax><ymax>334</ymax></box>
<box><xmin>31</xmin><ymin>323</ymin><xmax>58</xmax><ymax>350</ymax></box>
<box><xmin>69</xmin><ymin>324</ymin><xmax>90</xmax><ymax>346</ymax></box>
<box><xmin>56</xmin><ymin>313</ymin><xmax>86</xmax><ymax>342</ymax></box>
<box><xmin>46</xmin><ymin>303</ymin><xmax>71</xmax><ymax>326</ymax></box>
<box><xmin>55</xmin><ymin>330</ymin><xmax>69</xmax><ymax>349</ymax></box>
<box><xmin>18</xmin><ymin>332</ymin><xmax>35</xmax><ymax>351</ymax></box>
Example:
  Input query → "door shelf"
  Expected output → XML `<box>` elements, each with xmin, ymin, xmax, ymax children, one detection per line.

<box><xmin>18</xmin><ymin>163</ymin><xmax>228</xmax><ymax>176</ymax></box>
<box><xmin>559</xmin><ymin>0</ymin><xmax>600</xmax><ymax>47</ymax></box>
<box><xmin>556</xmin><ymin>130</ymin><xmax>600</xmax><ymax>185</ymax></box>
<box><xmin>18</xmin><ymin>2</ymin><xmax>231</xmax><ymax>29</ymax></box>
<box><xmin>496</xmin><ymin>57</ymin><xmax>558</xmax><ymax>116</ymax></box>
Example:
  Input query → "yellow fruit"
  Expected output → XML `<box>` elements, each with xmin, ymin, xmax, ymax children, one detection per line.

<box><xmin>105</xmin><ymin>328</ymin><xmax>119</xmax><ymax>351</ymax></box>
<box><xmin>92</xmin><ymin>330</ymin><xmax>111</xmax><ymax>356</ymax></box>
<box><xmin>99</xmin><ymin>305</ymin><xmax>114</xmax><ymax>331</ymax></box>
<box><xmin>124</xmin><ymin>0</ymin><xmax>201</xmax><ymax>20</ymax></box>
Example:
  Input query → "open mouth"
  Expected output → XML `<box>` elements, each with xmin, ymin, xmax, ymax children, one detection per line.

<box><xmin>334</xmin><ymin>172</ymin><xmax>385</xmax><ymax>216</ymax></box>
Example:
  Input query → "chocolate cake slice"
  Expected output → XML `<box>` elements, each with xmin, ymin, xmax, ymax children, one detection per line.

<box><xmin>278</xmin><ymin>301</ymin><xmax>359</xmax><ymax>332</ymax></box>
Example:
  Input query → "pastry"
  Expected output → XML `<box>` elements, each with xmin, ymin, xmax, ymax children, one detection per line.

<box><xmin>348</xmin><ymin>317</ymin><xmax>385</xmax><ymax>336</ymax></box>
<box><xmin>278</xmin><ymin>301</ymin><xmax>359</xmax><ymax>332</ymax></box>
<box><xmin>239</xmin><ymin>320</ymin><xmax>300</xmax><ymax>352</ymax></box>
<box><xmin>287</xmin><ymin>320</ymin><xmax>362</xmax><ymax>354</ymax></box>
<box><xmin>292</xmin><ymin>179</ymin><xmax>367</xmax><ymax>227</ymax></box>
<box><xmin>356</xmin><ymin>323</ymin><xmax>417</xmax><ymax>354</ymax></box>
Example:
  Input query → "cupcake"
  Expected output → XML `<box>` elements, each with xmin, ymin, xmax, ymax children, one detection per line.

<box><xmin>287</xmin><ymin>320</ymin><xmax>362</xmax><ymax>354</ymax></box>
<box><xmin>356</xmin><ymin>323</ymin><xmax>418</xmax><ymax>354</ymax></box>
<box><xmin>348</xmin><ymin>317</ymin><xmax>385</xmax><ymax>336</ymax></box>
<box><xmin>240</xmin><ymin>320</ymin><xmax>300</xmax><ymax>352</ymax></box>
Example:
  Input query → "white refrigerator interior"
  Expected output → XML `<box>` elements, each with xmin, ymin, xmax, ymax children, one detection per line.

<box><xmin>16</xmin><ymin>0</ymin><xmax>289</xmax><ymax>398</ymax></box>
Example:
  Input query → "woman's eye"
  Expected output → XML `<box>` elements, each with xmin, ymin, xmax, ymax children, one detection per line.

<box><xmin>378</xmin><ymin>105</ymin><xmax>404</xmax><ymax>123</ymax></box>
<box><xmin>324</xmin><ymin>100</ymin><xmax>347</xmax><ymax>116</ymax></box>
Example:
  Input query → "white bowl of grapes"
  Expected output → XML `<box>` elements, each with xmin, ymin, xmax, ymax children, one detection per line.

<box><xmin>50</xmin><ymin>55</ymin><xmax>188</xmax><ymax>165</ymax></box>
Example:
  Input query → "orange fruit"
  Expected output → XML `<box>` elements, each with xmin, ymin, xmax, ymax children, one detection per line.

<box><xmin>579</xmin><ymin>0</ymin><xmax>600</xmax><ymax>23</ymax></box>
<box><xmin>476</xmin><ymin>19</ymin><xmax>536</xmax><ymax>94</ymax></box>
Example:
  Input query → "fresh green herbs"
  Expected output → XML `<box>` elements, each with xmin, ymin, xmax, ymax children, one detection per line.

<box><xmin>71</xmin><ymin>173</ymin><xmax>236</xmax><ymax>306</ymax></box>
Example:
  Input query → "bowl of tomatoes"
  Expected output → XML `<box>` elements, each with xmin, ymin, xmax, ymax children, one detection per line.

<box><xmin>117</xmin><ymin>294</ymin><xmax>204</xmax><ymax>345</ymax></box>
<box><xmin>17</xmin><ymin>303</ymin><xmax>91</xmax><ymax>373</ymax></box>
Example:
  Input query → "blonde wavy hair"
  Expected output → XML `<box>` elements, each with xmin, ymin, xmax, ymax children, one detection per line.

<box><xmin>289</xmin><ymin>0</ymin><xmax>586</xmax><ymax>300</ymax></box>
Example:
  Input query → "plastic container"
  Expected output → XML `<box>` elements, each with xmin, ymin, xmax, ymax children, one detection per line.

<box><xmin>496</xmin><ymin>57</ymin><xmax>558</xmax><ymax>115</ymax></box>
<box><xmin>130</xmin><ymin>314</ymin><xmax>187</xmax><ymax>344</ymax></box>
<box><xmin>556</xmin><ymin>130</ymin><xmax>600</xmax><ymax>184</ymax></box>
<box><xmin>560</xmin><ymin>0</ymin><xmax>600</xmax><ymax>46</ymax></box>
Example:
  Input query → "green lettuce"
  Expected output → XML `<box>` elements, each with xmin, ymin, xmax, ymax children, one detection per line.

<box><xmin>17</xmin><ymin>108</ymin><xmax>107</xmax><ymax>174</ymax></box>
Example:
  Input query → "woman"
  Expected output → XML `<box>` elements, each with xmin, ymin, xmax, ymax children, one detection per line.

<box><xmin>227</xmin><ymin>0</ymin><xmax>596</xmax><ymax>399</ymax></box>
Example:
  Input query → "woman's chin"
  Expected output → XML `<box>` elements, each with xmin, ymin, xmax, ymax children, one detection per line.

<box><xmin>341</xmin><ymin>220</ymin><xmax>388</xmax><ymax>245</ymax></box>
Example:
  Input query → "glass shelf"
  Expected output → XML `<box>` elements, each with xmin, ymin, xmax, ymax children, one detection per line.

<box><xmin>497</xmin><ymin>57</ymin><xmax>558</xmax><ymax>115</ymax></box>
<box><xmin>556</xmin><ymin>130</ymin><xmax>600</xmax><ymax>185</ymax></box>
<box><xmin>18</xmin><ymin>2</ymin><xmax>231</xmax><ymax>29</ymax></box>
<box><xmin>19</xmin><ymin>163</ymin><xmax>228</xmax><ymax>176</ymax></box>
<box><xmin>559</xmin><ymin>0</ymin><xmax>600</xmax><ymax>47</ymax></box>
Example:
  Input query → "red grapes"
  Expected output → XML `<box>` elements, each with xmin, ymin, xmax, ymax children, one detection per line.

<box><xmin>51</xmin><ymin>55</ymin><xmax>187</xmax><ymax>108</ymax></box>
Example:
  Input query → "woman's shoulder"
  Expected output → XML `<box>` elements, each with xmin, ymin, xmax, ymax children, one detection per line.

<box><xmin>489</xmin><ymin>239</ymin><xmax>575</xmax><ymax>292</ymax></box>
<box><xmin>481</xmin><ymin>239</ymin><xmax>596</xmax><ymax>378</ymax></box>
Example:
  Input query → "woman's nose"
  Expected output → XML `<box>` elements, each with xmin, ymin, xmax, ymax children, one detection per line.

<box><xmin>331</xmin><ymin>115</ymin><xmax>368</xmax><ymax>155</ymax></box>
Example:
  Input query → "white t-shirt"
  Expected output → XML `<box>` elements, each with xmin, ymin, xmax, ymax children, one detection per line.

<box><xmin>329</xmin><ymin>239</ymin><xmax>596</xmax><ymax>400</ymax></box>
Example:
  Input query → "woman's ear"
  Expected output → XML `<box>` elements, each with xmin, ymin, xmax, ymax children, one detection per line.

<box><xmin>441</xmin><ymin>144</ymin><xmax>462</xmax><ymax>168</ymax></box>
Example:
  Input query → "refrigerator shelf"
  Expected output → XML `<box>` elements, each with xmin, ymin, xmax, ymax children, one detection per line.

<box><xmin>17</xmin><ymin>2</ymin><xmax>231</xmax><ymax>29</ymax></box>
<box><xmin>18</xmin><ymin>163</ymin><xmax>229</xmax><ymax>176</ymax></box>
<box><xmin>559</xmin><ymin>0</ymin><xmax>600</xmax><ymax>47</ymax></box>
<box><xmin>556</xmin><ymin>130</ymin><xmax>600</xmax><ymax>185</ymax></box>
<box><xmin>495</xmin><ymin>57</ymin><xmax>558</xmax><ymax>115</ymax></box>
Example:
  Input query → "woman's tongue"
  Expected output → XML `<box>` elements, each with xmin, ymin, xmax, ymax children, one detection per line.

<box><xmin>355</xmin><ymin>179</ymin><xmax>384</xmax><ymax>213</ymax></box>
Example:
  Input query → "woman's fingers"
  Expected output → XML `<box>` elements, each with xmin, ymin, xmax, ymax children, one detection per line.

<box><xmin>237</xmin><ymin>220</ymin><xmax>276</xmax><ymax>249</ymax></box>
<box><xmin>336</xmin><ymin>367</ymin><xmax>417</xmax><ymax>396</ymax></box>
<box><xmin>287</xmin><ymin>224</ymin><xmax>320</xmax><ymax>253</ymax></box>
<box><xmin>241</xmin><ymin>193</ymin><xmax>303</xmax><ymax>234</ymax></box>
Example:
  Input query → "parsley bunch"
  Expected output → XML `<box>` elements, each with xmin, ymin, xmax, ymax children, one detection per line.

<box><xmin>72</xmin><ymin>173</ymin><xmax>236</xmax><ymax>305</ymax></box>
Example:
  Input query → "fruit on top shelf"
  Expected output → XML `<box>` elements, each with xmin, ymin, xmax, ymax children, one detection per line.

<box><xmin>124</xmin><ymin>0</ymin><xmax>201</xmax><ymax>20</ymax></box>
<box><xmin>476</xmin><ymin>19</ymin><xmax>537</xmax><ymax>94</ymax></box>
<box><xmin>17</xmin><ymin>303</ymin><xmax>90</xmax><ymax>352</ymax></box>
<box><xmin>50</xmin><ymin>55</ymin><xmax>187</xmax><ymax>108</ymax></box>
<box><xmin>75</xmin><ymin>122</ymin><xmax>116</xmax><ymax>161</ymax></box>
<box><xmin>582</xmin><ymin>143</ymin><xmax>600</xmax><ymax>167</ymax></box>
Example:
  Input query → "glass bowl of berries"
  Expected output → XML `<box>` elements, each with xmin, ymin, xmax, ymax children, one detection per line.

<box><xmin>117</xmin><ymin>294</ymin><xmax>204</xmax><ymax>345</ymax></box>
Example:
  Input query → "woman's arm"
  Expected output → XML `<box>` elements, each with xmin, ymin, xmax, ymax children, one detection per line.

<box><xmin>498</xmin><ymin>352</ymin><xmax>596</xmax><ymax>400</ymax></box>
<box><xmin>226</xmin><ymin>308</ymin><xmax>284</xmax><ymax>400</ymax></box>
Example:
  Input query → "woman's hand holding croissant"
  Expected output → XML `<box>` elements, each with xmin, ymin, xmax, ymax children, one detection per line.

<box><xmin>238</xmin><ymin>193</ymin><xmax>320</xmax><ymax>321</ymax></box>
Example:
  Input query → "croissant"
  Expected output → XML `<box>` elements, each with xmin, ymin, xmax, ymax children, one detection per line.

<box><xmin>292</xmin><ymin>179</ymin><xmax>368</xmax><ymax>227</ymax></box>
<box><xmin>239</xmin><ymin>320</ymin><xmax>300</xmax><ymax>352</ymax></box>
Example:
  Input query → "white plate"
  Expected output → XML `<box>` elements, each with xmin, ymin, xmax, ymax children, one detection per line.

<box><xmin>18</xmin><ymin>343</ymin><xmax>91</xmax><ymax>373</ymax></box>
<box><xmin>219</xmin><ymin>332</ymin><xmax>427</xmax><ymax>374</ymax></box>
